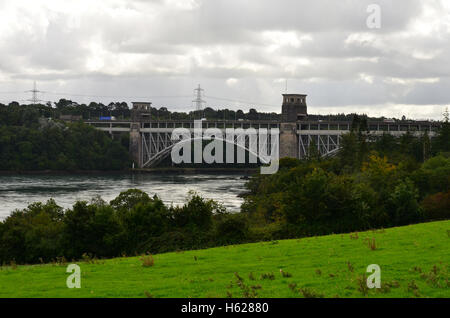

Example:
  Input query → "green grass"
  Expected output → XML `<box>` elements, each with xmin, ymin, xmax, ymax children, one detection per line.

<box><xmin>0</xmin><ymin>220</ymin><xmax>449</xmax><ymax>298</ymax></box>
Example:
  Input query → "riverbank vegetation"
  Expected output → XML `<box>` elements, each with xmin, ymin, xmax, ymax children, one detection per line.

<box><xmin>0</xmin><ymin>101</ymin><xmax>131</xmax><ymax>170</ymax></box>
<box><xmin>0</xmin><ymin>122</ymin><xmax>130</xmax><ymax>171</ymax></box>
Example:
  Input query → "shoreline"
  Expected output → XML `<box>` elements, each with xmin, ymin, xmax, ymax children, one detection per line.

<box><xmin>0</xmin><ymin>167</ymin><xmax>258</xmax><ymax>176</ymax></box>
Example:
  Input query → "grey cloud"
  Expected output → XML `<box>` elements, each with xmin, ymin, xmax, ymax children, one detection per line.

<box><xmin>0</xmin><ymin>0</ymin><xmax>449</xmax><ymax>120</ymax></box>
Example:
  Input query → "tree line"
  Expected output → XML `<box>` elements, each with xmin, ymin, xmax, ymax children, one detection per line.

<box><xmin>0</xmin><ymin>101</ymin><xmax>131</xmax><ymax>171</ymax></box>
<box><xmin>0</xmin><ymin>190</ymin><xmax>249</xmax><ymax>264</ymax></box>
<box><xmin>0</xmin><ymin>100</ymin><xmax>281</xmax><ymax>121</ymax></box>
<box><xmin>1</xmin><ymin>99</ymin><xmax>417</xmax><ymax>122</ymax></box>
<box><xmin>0</xmin><ymin>122</ymin><xmax>130</xmax><ymax>171</ymax></box>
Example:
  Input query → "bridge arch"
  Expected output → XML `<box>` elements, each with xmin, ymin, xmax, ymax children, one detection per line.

<box><xmin>142</xmin><ymin>136</ymin><xmax>273</xmax><ymax>168</ymax></box>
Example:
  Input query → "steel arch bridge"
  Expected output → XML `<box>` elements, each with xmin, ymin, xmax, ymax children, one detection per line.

<box><xmin>140</xmin><ymin>131</ymin><xmax>277</xmax><ymax>168</ymax></box>
<box><xmin>85</xmin><ymin>119</ymin><xmax>439</xmax><ymax>168</ymax></box>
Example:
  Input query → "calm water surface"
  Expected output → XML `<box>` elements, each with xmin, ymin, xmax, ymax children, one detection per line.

<box><xmin>0</xmin><ymin>173</ymin><xmax>249</xmax><ymax>219</ymax></box>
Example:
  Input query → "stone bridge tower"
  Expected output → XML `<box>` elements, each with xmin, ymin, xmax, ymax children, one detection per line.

<box><xmin>130</xmin><ymin>102</ymin><xmax>152</xmax><ymax>168</ymax></box>
<box><xmin>279</xmin><ymin>94</ymin><xmax>308</xmax><ymax>159</ymax></box>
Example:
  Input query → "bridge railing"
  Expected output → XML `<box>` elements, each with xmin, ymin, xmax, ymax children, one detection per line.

<box><xmin>85</xmin><ymin>119</ymin><xmax>441</xmax><ymax>133</ymax></box>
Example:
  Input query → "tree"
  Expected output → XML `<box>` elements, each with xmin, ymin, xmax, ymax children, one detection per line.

<box><xmin>388</xmin><ymin>179</ymin><xmax>422</xmax><ymax>226</ymax></box>
<box><xmin>247</xmin><ymin>108</ymin><xmax>258</xmax><ymax>120</ymax></box>
<box><xmin>307</xmin><ymin>139</ymin><xmax>320</xmax><ymax>161</ymax></box>
<box><xmin>421</xmin><ymin>191</ymin><xmax>450</xmax><ymax>220</ymax></box>
<box><xmin>421</xmin><ymin>131</ymin><xmax>431</xmax><ymax>162</ymax></box>
<box><xmin>55</xmin><ymin>99</ymin><xmax>76</xmax><ymax>109</ymax></box>
<box><xmin>0</xmin><ymin>200</ymin><xmax>64</xmax><ymax>264</ymax></box>
<box><xmin>62</xmin><ymin>201</ymin><xmax>123</xmax><ymax>258</ymax></box>
<box><xmin>432</xmin><ymin>107</ymin><xmax>450</xmax><ymax>153</ymax></box>
<box><xmin>110</xmin><ymin>189</ymin><xmax>152</xmax><ymax>211</ymax></box>
<box><xmin>338</xmin><ymin>132</ymin><xmax>360</xmax><ymax>171</ymax></box>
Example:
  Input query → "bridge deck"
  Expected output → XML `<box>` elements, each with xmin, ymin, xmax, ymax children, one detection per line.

<box><xmin>85</xmin><ymin>119</ymin><xmax>441</xmax><ymax>135</ymax></box>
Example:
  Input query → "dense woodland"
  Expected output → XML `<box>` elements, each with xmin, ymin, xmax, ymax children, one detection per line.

<box><xmin>0</xmin><ymin>102</ymin><xmax>130</xmax><ymax>171</ymax></box>
<box><xmin>0</xmin><ymin>109</ymin><xmax>448</xmax><ymax>264</ymax></box>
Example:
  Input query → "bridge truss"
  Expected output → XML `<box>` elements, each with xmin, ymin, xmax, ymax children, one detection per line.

<box><xmin>140</xmin><ymin>130</ymin><xmax>277</xmax><ymax>168</ymax></box>
<box><xmin>298</xmin><ymin>133</ymin><xmax>342</xmax><ymax>159</ymax></box>
<box><xmin>85</xmin><ymin>119</ymin><xmax>440</xmax><ymax>168</ymax></box>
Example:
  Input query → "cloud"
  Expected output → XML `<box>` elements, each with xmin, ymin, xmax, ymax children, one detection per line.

<box><xmin>0</xmin><ymin>0</ymin><xmax>448</xmax><ymax>119</ymax></box>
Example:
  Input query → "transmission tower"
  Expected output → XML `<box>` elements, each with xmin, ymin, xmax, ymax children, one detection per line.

<box><xmin>192</xmin><ymin>84</ymin><xmax>206</xmax><ymax>112</ymax></box>
<box><xmin>25</xmin><ymin>81</ymin><xmax>44</xmax><ymax>106</ymax></box>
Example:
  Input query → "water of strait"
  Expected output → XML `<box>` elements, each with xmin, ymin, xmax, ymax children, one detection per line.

<box><xmin>0</xmin><ymin>173</ymin><xmax>249</xmax><ymax>220</ymax></box>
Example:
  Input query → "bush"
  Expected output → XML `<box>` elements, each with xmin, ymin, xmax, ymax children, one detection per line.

<box><xmin>62</xmin><ymin>201</ymin><xmax>123</xmax><ymax>259</ymax></box>
<box><xmin>0</xmin><ymin>200</ymin><xmax>64</xmax><ymax>264</ymax></box>
<box><xmin>172</xmin><ymin>193</ymin><xmax>221</xmax><ymax>230</ymax></box>
<box><xmin>120</xmin><ymin>198</ymin><xmax>170</xmax><ymax>253</ymax></box>
<box><xmin>215</xmin><ymin>214</ymin><xmax>249</xmax><ymax>245</ymax></box>
<box><xmin>421</xmin><ymin>191</ymin><xmax>450</xmax><ymax>220</ymax></box>
<box><xmin>278</xmin><ymin>157</ymin><xmax>301</xmax><ymax>170</ymax></box>
<box><xmin>140</xmin><ymin>254</ymin><xmax>154</xmax><ymax>267</ymax></box>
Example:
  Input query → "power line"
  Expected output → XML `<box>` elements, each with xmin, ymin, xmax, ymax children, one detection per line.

<box><xmin>43</xmin><ymin>91</ymin><xmax>192</xmax><ymax>99</ymax></box>
<box><xmin>1</xmin><ymin>85</ymin><xmax>279</xmax><ymax>109</ymax></box>
<box><xmin>204</xmin><ymin>95</ymin><xmax>278</xmax><ymax>108</ymax></box>
<box><xmin>0</xmin><ymin>91</ymin><xmax>24</xmax><ymax>94</ymax></box>
<box><xmin>0</xmin><ymin>89</ymin><xmax>192</xmax><ymax>100</ymax></box>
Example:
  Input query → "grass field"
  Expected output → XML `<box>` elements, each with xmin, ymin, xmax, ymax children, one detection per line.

<box><xmin>0</xmin><ymin>220</ymin><xmax>449</xmax><ymax>298</ymax></box>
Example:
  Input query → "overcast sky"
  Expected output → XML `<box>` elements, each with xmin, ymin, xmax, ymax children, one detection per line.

<box><xmin>0</xmin><ymin>0</ymin><xmax>449</xmax><ymax>119</ymax></box>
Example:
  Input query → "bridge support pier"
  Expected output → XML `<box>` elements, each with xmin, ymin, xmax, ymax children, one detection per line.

<box><xmin>130</xmin><ymin>123</ymin><xmax>142</xmax><ymax>168</ymax></box>
<box><xmin>279</xmin><ymin>122</ymin><xmax>299</xmax><ymax>159</ymax></box>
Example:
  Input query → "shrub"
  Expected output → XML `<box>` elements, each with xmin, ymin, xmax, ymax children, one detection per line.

<box><xmin>215</xmin><ymin>214</ymin><xmax>249</xmax><ymax>245</ymax></box>
<box><xmin>120</xmin><ymin>198</ymin><xmax>170</xmax><ymax>253</ymax></box>
<box><xmin>0</xmin><ymin>199</ymin><xmax>64</xmax><ymax>264</ymax></box>
<box><xmin>367</xmin><ymin>238</ymin><xmax>377</xmax><ymax>251</ymax></box>
<box><xmin>260</xmin><ymin>272</ymin><xmax>275</xmax><ymax>280</ymax></box>
<box><xmin>172</xmin><ymin>193</ymin><xmax>220</xmax><ymax>230</ymax></box>
<box><xmin>299</xmin><ymin>287</ymin><xmax>324</xmax><ymax>298</ymax></box>
<box><xmin>62</xmin><ymin>201</ymin><xmax>123</xmax><ymax>259</ymax></box>
<box><xmin>140</xmin><ymin>255</ymin><xmax>154</xmax><ymax>267</ymax></box>
<box><xmin>421</xmin><ymin>191</ymin><xmax>450</xmax><ymax>220</ymax></box>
